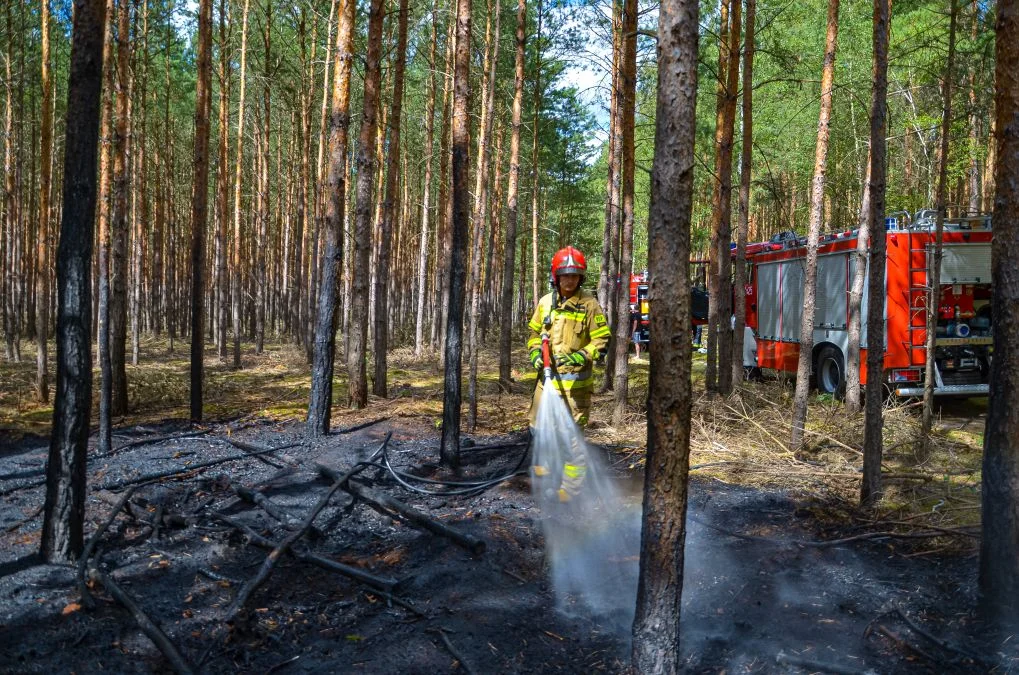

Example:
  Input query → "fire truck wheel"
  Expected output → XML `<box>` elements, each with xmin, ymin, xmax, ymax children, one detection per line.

<box><xmin>815</xmin><ymin>346</ymin><xmax>846</xmax><ymax>398</ymax></box>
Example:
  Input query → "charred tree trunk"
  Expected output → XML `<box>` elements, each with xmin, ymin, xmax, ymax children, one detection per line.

<box><xmin>347</xmin><ymin>0</ymin><xmax>384</xmax><ymax>409</ymax></box>
<box><xmin>921</xmin><ymin>0</ymin><xmax>957</xmax><ymax>450</ymax></box>
<box><xmin>373</xmin><ymin>0</ymin><xmax>409</xmax><ymax>398</ymax></box>
<box><xmin>611</xmin><ymin>0</ymin><xmax>637</xmax><ymax>428</ymax></box>
<box><xmin>190</xmin><ymin>0</ymin><xmax>212</xmax><ymax>421</ymax></box>
<box><xmin>35</xmin><ymin>0</ymin><xmax>54</xmax><ymax>402</ymax></box>
<box><xmin>306</xmin><ymin>0</ymin><xmax>355</xmax><ymax>435</ymax></box>
<box><xmin>630</xmin><ymin>0</ymin><xmax>699</xmax><ymax>665</ymax></box>
<box><xmin>440</xmin><ymin>0</ymin><xmax>472</xmax><ymax>467</ymax></box>
<box><xmin>860</xmin><ymin>0</ymin><xmax>890</xmax><ymax>508</ymax></box>
<box><xmin>790</xmin><ymin>0</ymin><xmax>839</xmax><ymax>450</ymax></box>
<box><xmin>41</xmin><ymin>0</ymin><xmax>107</xmax><ymax>564</ymax></box>
<box><xmin>498</xmin><ymin>0</ymin><xmax>526</xmax><ymax>389</ymax></box>
<box><xmin>980</xmin><ymin>0</ymin><xmax>1019</xmax><ymax>616</ymax></box>
<box><xmin>731</xmin><ymin>0</ymin><xmax>755</xmax><ymax>390</ymax></box>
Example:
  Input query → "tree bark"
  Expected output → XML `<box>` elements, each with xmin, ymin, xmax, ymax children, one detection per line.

<box><xmin>190</xmin><ymin>0</ymin><xmax>212</xmax><ymax>421</ymax></box>
<box><xmin>110</xmin><ymin>0</ymin><xmax>133</xmax><ymax>417</ymax></box>
<box><xmin>416</xmin><ymin>0</ymin><xmax>439</xmax><ymax>358</ymax></box>
<box><xmin>979</xmin><ymin>0</ymin><xmax>1019</xmax><ymax>616</ymax></box>
<box><xmin>529</xmin><ymin>0</ymin><xmax>544</xmax><ymax>309</ymax></box>
<box><xmin>373</xmin><ymin>0</ymin><xmax>410</xmax><ymax>398</ymax></box>
<box><xmin>790</xmin><ymin>0</ymin><xmax>840</xmax><ymax>450</ymax></box>
<box><xmin>611</xmin><ymin>0</ymin><xmax>637</xmax><ymax>427</ymax></box>
<box><xmin>41</xmin><ymin>0</ymin><xmax>107</xmax><ymax>564</ymax></box>
<box><xmin>732</xmin><ymin>0</ymin><xmax>755</xmax><ymax>390</ymax></box>
<box><xmin>35</xmin><ymin>0</ymin><xmax>54</xmax><ymax>402</ymax></box>
<box><xmin>498</xmin><ymin>0</ymin><xmax>526</xmax><ymax>389</ymax></box>
<box><xmin>347</xmin><ymin>0</ymin><xmax>385</xmax><ymax>409</ymax></box>
<box><xmin>214</xmin><ymin>0</ymin><xmax>230</xmax><ymax>361</ymax></box>
<box><xmin>630</xmin><ymin>0</ymin><xmax>698</xmax><ymax>665</ymax></box>
<box><xmin>96</xmin><ymin>0</ymin><xmax>116</xmax><ymax>455</ymax></box>
<box><xmin>860</xmin><ymin>0</ymin><xmax>891</xmax><ymax>508</ymax></box>
<box><xmin>468</xmin><ymin>0</ymin><xmax>500</xmax><ymax>428</ymax></box>
<box><xmin>440</xmin><ymin>0</ymin><xmax>472</xmax><ymax>467</ymax></box>
<box><xmin>921</xmin><ymin>0</ymin><xmax>957</xmax><ymax>450</ymax></box>
<box><xmin>306</xmin><ymin>0</ymin><xmax>355</xmax><ymax>436</ymax></box>
<box><xmin>231</xmin><ymin>0</ymin><xmax>251</xmax><ymax>369</ymax></box>
<box><xmin>846</xmin><ymin>148</ymin><xmax>871</xmax><ymax>414</ymax></box>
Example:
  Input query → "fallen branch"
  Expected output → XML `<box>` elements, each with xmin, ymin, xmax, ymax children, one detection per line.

<box><xmin>334</xmin><ymin>417</ymin><xmax>390</xmax><ymax>434</ymax></box>
<box><xmin>688</xmin><ymin>514</ymin><xmax>976</xmax><ymax>549</ymax></box>
<box><xmin>775</xmin><ymin>650</ymin><xmax>867</xmax><ymax>675</ymax></box>
<box><xmin>212</xmin><ymin>512</ymin><xmax>398</xmax><ymax>592</ymax></box>
<box><xmin>336</xmin><ymin>477</ymin><xmax>486</xmax><ymax>555</ymax></box>
<box><xmin>93</xmin><ymin>430</ymin><xmax>211</xmax><ymax>460</ymax></box>
<box><xmin>428</xmin><ymin>627</ymin><xmax>476</xmax><ymax>674</ymax></box>
<box><xmin>874</xmin><ymin>624</ymin><xmax>937</xmax><ymax>664</ymax></box>
<box><xmin>894</xmin><ymin>606</ymin><xmax>989</xmax><ymax>666</ymax></box>
<box><xmin>77</xmin><ymin>486</ymin><xmax>139</xmax><ymax>608</ymax></box>
<box><xmin>230</xmin><ymin>482</ymin><xmax>308</xmax><ymax>533</ymax></box>
<box><xmin>95</xmin><ymin>445</ymin><xmax>296</xmax><ymax>491</ymax></box>
<box><xmin>224</xmin><ymin>434</ymin><xmax>391</xmax><ymax>622</ymax></box>
<box><xmin>88</xmin><ymin>568</ymin><xmax>195</xmax><ymax>674</ymax></box>
<box><xmin>222</xmin><ymin>438</ymin><xmax>291</xmax><ymax>469</ymax></box>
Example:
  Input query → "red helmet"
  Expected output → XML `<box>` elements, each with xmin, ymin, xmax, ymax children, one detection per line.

<box><xmin>550</xmin><ymin>246</ymin><xmax>587</xmax><ymax>283</ymax></box>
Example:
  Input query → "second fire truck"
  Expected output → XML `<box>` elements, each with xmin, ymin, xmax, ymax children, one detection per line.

<box><xmin>743</xmin><ymin>209</ymin><xmax>993</xmax><ymax>397</ymax></box>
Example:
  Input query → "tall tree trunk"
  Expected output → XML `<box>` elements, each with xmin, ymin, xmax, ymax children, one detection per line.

<box><xmin>860</xmin><ymin>0</ymin><xmax>890</xmax><ymax>508</ymax></box>
<box><xmin>790</xmin><ymin>0</ymin><xmax>839</xmax><ymax>450</ymax></box>
<box><xmin>97</xmin><ymin>0</ymin><xmax>115</xmax><ymax>454</ymax></box>
<box><xmin>255</xmin><ymin>0</ymin><xmax>271</xmax><ymax>355</ymax></box>
<box><xmin>190</xmin><ymin>0</ymin><xmax>212</xmax><ymax>421</ymax></box>
<box><xmin>630</xmin><ymin>0</ymin><xmax>698</xmax><ymax>665</ymax></box>
<box><xmin>2</xmin><ymin>2</ymin><xmax>16</xmax><ymax>363</ymax></box>
<box><xmin>979</xmin><ymin>0</ymin><xmax>1019</xmax><ymax>616</ymax></box>
<box><xmin>373</xmin><ymin>0</ymin><xmax>409</xmax><ymax>398</ymax></box>
<box><xmin>35</xmin><ymin>0</ymin><xmax>54</xmax><ymax>402</ymax></box>
<box><xmin>966</xmin><ymin>0</ymin><xmax>980</xmax><ymax>213</ymax></box>
<box><xmin>440</xmin><ymin>0</ymin><xmax>472</xmax><ymax>467</ymax></box>
<box><xmin>611</xmin><ymin>0</ymin><xmax>637</xmax><ymax>428</ymax></box>
<box><xmin>846</xmin><ymin>148</ymin><xmax>871</xmax><ymax>414</ymax></box>
<box><xmin>41</xmin><ymin>0</ymin><xmax>107</xmax><ymax>565</ymax></box>
<box><xmin>705</xmin><ymin>0</ymin><xmax>730</xmax><ymax>396</ymax></box>
<box><xmin>498</xmin><ymin>0</ymin><xmax>525</xmax><ymax>389</ymax></box>
<box><xmin>718</xmin><ymin>0</ymin><xmax>740</xmax><ymax>396</ymax></box>
<box><xmin>231</xmin><ymin>0</ymin><xmax>250</xmax><ymax>369</ymax></box>
<box><xmin>347</xmin><ymin>0</ymin><xmax>385</xmax><ymax>409</ymax></box>
<box><xmin>921</xmin><ymin>0</ymin><xmax>958</xmax><ymax>449</ymax></box>
<box><xmin>214</xmin><ymin>0</ymin><xmax>229</xmax><ymax>360</ymax></box>
<box><xmin>131</xmin><ymin>0</ymin><xmax>148</xmax><ymax>366</ymax></box>
<box><xmin>468</xmin><ymin>0</ymin><xmax>500</xmax><ymax>429</ymax></box>
<box><xmin>529</xmin><ymin>0</ymin><xmax>543</xmax><ymax>308</ymax></box>
<box><xmin>110</xmin><ymin>0</ymin><xmax>133</xmax><ymax>417</ymax></box>
<box><xmin>732</xmin><ymin>0</ymin><xmax>755</xmax><ymax>390</ymax></box>
<box><xmin>598</xmin><ymin>1</ymin><xmax>622</xmax><ymax>394</ymax></box>
<box><xmin>432</xmin><ymin>20</ymin><xmax>454</xmax><ymax>352</ymax></box>
<box><xmin>306</xmin><ymin>0</ymin><xmax>355</xmax><ymax>434</ymax></box>
<box><xmin>416</xmin><ymin>0</ymin><xmax>439</xmax><ymax>358</ymax></box>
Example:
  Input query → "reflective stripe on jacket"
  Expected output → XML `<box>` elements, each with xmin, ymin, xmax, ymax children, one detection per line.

<box><xmin>527</xmin><ymin>288</ymin><xmax>610</xmax><ymax>387</ymax></box>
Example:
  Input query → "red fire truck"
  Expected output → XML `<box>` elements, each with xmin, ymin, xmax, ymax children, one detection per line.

<box><xmin>744</xmin><ymin>209</ymin><xmax>993</xmax><ymax>397</ymax></box>
<box><xmin>628</xmin><ymin>271</ymin><xmax>709</xmax><ymax>347</ymax></box>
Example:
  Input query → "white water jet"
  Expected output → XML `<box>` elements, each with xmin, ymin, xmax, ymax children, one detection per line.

<box><xmin>530</xmin><ymin>376</ymin><xmax>641</xmax><ymax>634</ymax></box>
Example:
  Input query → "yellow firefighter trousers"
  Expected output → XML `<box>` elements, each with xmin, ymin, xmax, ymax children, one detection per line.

<box><xmin>528</xmin><ymin>376</ymin><xmax>591</xmax><ymax>499</ymax></box>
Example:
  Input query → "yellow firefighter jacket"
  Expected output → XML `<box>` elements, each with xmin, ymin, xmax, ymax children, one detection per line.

<box><xmin>527</xmin><ymin>288</ymin><xmax>611</xmax><ymax>391</ymax></box>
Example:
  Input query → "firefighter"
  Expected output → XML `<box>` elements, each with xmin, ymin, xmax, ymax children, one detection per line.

<box><xmin>527</xmin><ymin>246</ymin><xmax>611</xmax><ymax>502</ymax></box>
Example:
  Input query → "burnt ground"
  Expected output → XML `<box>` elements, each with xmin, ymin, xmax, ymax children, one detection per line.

<box><xmin>0</xmin><ymin>415</ymin><xmax>1015</xmax><ymax>674</ymax></box>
